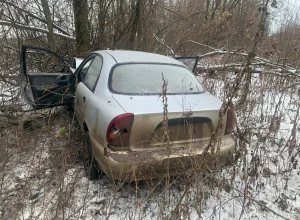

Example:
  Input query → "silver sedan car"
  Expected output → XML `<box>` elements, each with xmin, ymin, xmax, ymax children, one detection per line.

<box><xmin>21</xmin><ymin>45</ymin><xmax>235</xmax><ymax>181</ymax></box>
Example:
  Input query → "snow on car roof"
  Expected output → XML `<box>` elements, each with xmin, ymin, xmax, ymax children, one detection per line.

<box><xmin>100</xmin><ymin>50</ymin><xmax>183</xmax><ymax>65</ymax></box>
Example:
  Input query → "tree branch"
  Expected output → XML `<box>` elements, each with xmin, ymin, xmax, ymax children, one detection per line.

<box><xmin>198</xmin><ymin>50</ymin><xmax>299</xmax><ymax>75</ymax></box>
<box><xmin>157</xmin><ymin>10</ymin><xmax>204</xmax><ymax>34</ymax></box>
<box><xmin>0</xmin><ymin>0</ymin><xmax>72</xmax><ymax>36</ymax></box>
<box><xmin>0</xmin><ymin>20</ymin><xmax>75</xmax><ymax>40</ymax></box>
<box><xmin>158</xmin><ymin>4</ymin><xmax>184</xmax><ymax>18</ymax></box>
<box><xmin>152</xmin><ymin>33</ymin><xmax>175</xmax><ymax>56</ymax></box>
<box><xmin>179</xmin><ymin>40</ymin><xmax>218</xmax><ymax>51</ymax></box>
<box><xmin>0</xmin><ymin>43</ymin><xmax>18</xmax><ymax>51</ymax></box>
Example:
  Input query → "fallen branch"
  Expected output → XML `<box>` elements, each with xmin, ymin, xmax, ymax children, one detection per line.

<box><xmin>175</xmin><ymin>39</ymin><xmax>298</xmax><ymax>75</ymax></box>
<box><xmin>0</xmin><ymin>20</ymin><xmax>75</xmax><ymax>40</ymax></box>
<box><xmin>198</xmin><ymin>50</ymin><xmax>297</xmax><ymax>74</ymax></box>
<box><xmin>0</xmin><ymin>0</ymin><xmax>72</xmax><ymax>36</ymax></box>
<box><xmin>179</xmin><ymin>40</ymin><xmax>218</xmax><ymax>51</ymax></box>
<box><xmin>177</xmin><ymin>41</ymin><xmax>298</xmax><ymax>76</ymax></box>
<box><xmin>198</xmin><ymin>64</ymin><xmax>300</xmax><ymax>77</ymax></box>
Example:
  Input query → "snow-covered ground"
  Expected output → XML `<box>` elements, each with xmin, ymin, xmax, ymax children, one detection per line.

<box><xmin>0</xmin><ymin>71</ymin><xmax>299</xmax><ymax>219</ymax></box>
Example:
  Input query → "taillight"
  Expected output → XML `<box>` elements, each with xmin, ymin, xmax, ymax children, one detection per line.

<box><xmin>106</xmin><ymin>113</ymin><xmax>134</xmax><ymax>146</ymax></box>
<box><xmin>225</xmin><ymin>108</ymin><xmax>234</xmax><ymax>135</ymax></box>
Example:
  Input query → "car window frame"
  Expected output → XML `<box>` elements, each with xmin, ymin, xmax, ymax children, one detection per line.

<box><xmin>82</xmin><ymin>54</ymin><xmax>103</xmax><ymax>92</ymax></box>
<box><xmin>175</xmin><ymin>56</ymin><xmax>199</xmax><ymax>74</ymax></box>
<box><xmin>80</xmin><ymin>58</ymin><xmax>94</xmax><ymax>81</ymax></box>
<box><xmin>108</xmin><ymin>62</ymin><xmax>205</xmax><ymax>96</ymax></box>
<box><xmin>75</xmin><ymin>54</ymin><xmax>96</xmax><ymax>85</ymax></box>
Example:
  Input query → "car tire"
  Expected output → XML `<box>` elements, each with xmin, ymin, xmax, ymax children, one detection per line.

<box><xmin>83</xmin><ymin>131</ymin><xmax>99</xmax><ymax>180</ymax></box>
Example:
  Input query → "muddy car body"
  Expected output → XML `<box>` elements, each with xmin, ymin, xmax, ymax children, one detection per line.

<box><xmin>21</xmin><ymin>45</ymin><xmax>235</xmax><ymax>181</ymax></box>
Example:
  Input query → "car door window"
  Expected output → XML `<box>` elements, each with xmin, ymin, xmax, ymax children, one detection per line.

<box><xmin>83</xmin><ymin>56</ymin><xmax>103</xmax><ymax>91</ymax></box>
<box><xmin>78</xmin><ymin>58</ymin><xmax>93</xmax><ymax>82</ymax></box>
<box><xmin>175</xmin><ymin>56</ymin><xmax>199</xmax><ymax>74</ymax></box>
<box><xmin>25</xmin><ymin>48</ymin><xmax>70</xmax><ymax>75</ymax></box>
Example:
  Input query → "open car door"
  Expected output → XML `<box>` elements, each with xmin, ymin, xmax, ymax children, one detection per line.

<box><xmin>21</xmin><ymin>45</ymin><xmax>74</xmax><ymax>111</ymax></box>
<box><xmin>175</xmin><ymin>56</ymin><xmax>199</xmax><ymax>74</ymax></box>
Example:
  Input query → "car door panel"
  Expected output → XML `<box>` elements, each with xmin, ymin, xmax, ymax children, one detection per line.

<box><xmin>28</xmin><ymin>72</ymin><xmax>70</xmax><ymax>105</ymax></box>
<box><xmin>21</xmin><ymin>45</ymin><xmax>74</xmax><ymax>110</ymax></box>
<box><xmin>75</xmin><ymin>82</ymin><xmax>90</xmax><ymax>128</ymax></box>
<box><xmin>73</xmin><ymin>56</ymin><xmax>95</xmax><ymax>128</ymax></box>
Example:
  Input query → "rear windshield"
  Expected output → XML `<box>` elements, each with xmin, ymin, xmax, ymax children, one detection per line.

<box><xmin>110</xmin><ymin>64</ymin><xmax>204</xmax><ymax>95</ymax></box>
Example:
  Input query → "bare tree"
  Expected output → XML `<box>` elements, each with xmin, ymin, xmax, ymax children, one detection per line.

<box><xmin>73</xmin><ymin>0</ymin><xmax>90</xmax><ymax>54</ymax></box>
<box><xmin>40</xmin><ymin>0</ymin><xmax>54</xmax><ymax>51</ymax></box>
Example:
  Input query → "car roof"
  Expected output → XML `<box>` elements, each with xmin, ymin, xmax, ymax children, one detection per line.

<box><xmin>96</xmin><ymin>50</ymin><xmax>183</xmax><ymax>65</ymax></box>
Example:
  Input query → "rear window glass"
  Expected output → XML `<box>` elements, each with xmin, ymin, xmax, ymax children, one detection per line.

<box><xmin>110</xmin><ymin>64</ymin><xmax>204</xmax><ymax>95</ymax></box>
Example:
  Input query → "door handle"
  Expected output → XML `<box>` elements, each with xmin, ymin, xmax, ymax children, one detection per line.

<box><xmin>83</xmin><ymin>96</ymin><xmax>86</xmax><ymax>102</ymax></box>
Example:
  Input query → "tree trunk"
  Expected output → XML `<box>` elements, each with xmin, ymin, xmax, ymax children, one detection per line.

<box><xmin>95</xmin><ymin>0</ymin><xmax>106</xmax><ymax>49</ymax></box>
<box><xmin>129</xmin><ymin>0</ymin><xmax>145</xmax><ymax>50</ymax></box>
<box><xmin>205</xmin><ymin>0</ymin><xmax>210</xmax><ymax>21</ymax></box>
<box><xmin>73</xmin><ymin>0</ymin><xmax>90</xmax><ymax>54</ymax></box>
<box><xmin>115</xmin><ymin>0</ymin><xmax>125</xmax><ymax>47</ymax></box>
<box><xmin>40</xmin><ymin>0</ymin><xmax>54</xmax><ymax>51</ymax></box>
<box><xmin>129</xmin><ymin>0</ymin><xmax>139</xmax><ymax>50</ymax></box>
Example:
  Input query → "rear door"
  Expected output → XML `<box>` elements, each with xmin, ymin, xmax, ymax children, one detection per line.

<box><xmin>175</xmin><ymin>56</ymin><xmax>199</xmax><ymax>74</ymax></box>
<box><xmin>21</xmin><ymin>45</ymin><xmax>74</xmax><ymax>111</ymax></box>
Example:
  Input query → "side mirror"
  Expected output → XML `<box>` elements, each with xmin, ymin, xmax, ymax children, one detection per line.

<box><xmin>53</xmin><ymin>64</ymin><xmax>65</xmax><ymax>73</ymax></box>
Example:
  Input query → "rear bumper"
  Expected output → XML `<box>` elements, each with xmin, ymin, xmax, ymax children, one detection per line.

<box><xmin>90</xmin><ymin>134</ymin><xmax>235</xmax><ymax>181</ymax></box>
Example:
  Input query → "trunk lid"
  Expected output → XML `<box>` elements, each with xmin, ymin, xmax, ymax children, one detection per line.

<box><xmin>112</xmin><ymin>92</ymin><xmax>225</xmax><ymax>151</ymax></box>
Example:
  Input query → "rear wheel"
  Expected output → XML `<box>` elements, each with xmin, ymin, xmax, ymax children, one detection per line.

<box><xmin>83</xmin><ymin>131</ymin><xmax>99</xmax><ymax>180</ymax></box>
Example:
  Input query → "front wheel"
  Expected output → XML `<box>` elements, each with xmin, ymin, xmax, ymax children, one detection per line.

<box><xmin>83</xmin><ymin>131</ymin><xmax>100</xmax><ymax>180</ymax></box>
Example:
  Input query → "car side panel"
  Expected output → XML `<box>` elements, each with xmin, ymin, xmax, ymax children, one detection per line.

<box><xmin>75</xmin><ymin>82</ymin><xmax>92</xmax><ymax>128</ymax></box>
<box><xmin>78</xmin><ymin>52</ymin><xmax>126</xmax><ymax>167</ymax></box>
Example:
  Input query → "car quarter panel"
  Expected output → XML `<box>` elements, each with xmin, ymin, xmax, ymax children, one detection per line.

<box><xmin>83</xmin><ymin>91</ymin><xmax>125</xmax><ymax>151</ymax></box>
